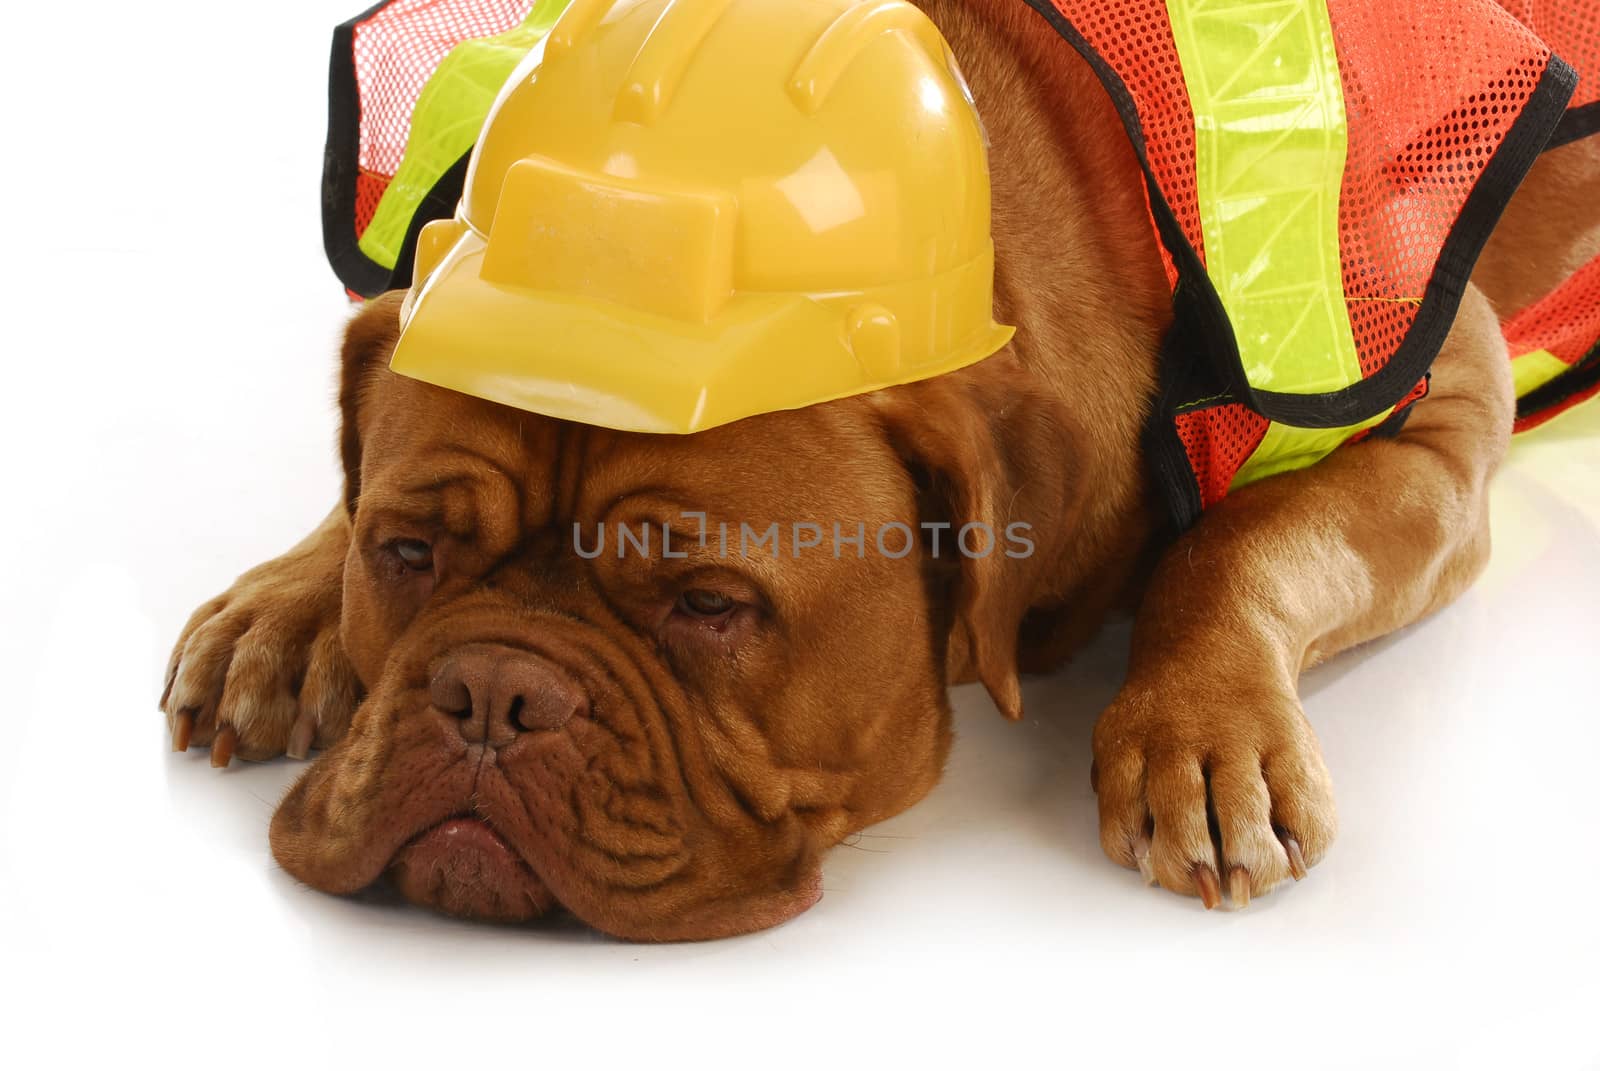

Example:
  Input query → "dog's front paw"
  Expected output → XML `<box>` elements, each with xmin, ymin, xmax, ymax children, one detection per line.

<box><xmin>161</xmin><ymin>539</ymin><xmax>358</xmax><ymax>767</ymax></box>
<box><xmin>1090</xmin><ymin>678</ymin><xmax>1337</xmax><ymax>908</ymax></box>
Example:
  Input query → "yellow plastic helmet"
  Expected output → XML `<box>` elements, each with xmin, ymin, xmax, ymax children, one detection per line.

<box><xmin>389</xmin><ymin>0</ymin><xmax>1014</xmax><ymax>434</ymax></box>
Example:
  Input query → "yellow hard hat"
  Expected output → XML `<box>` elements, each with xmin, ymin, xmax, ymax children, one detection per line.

<box><xmin>389</xmin><ymin>0</ymin><xmax>1014</xmax><ymax>434</ymax></box>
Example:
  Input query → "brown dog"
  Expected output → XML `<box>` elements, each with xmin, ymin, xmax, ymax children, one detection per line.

<box><xmin>161</xmin><ymin>0</ymin><xmax>1600</xmax><ymax>939</ymax></box>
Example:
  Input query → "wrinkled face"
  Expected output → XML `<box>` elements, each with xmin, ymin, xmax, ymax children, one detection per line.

<box><xmin>269</xmin><ymin>325</ymin><xmax>975</xmax><ymax>939</ymax></box>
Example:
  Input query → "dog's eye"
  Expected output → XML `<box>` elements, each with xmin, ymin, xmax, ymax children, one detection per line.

<box><xmin>393</xmin><ymin>539</ymin><xmax>434</xmax><ymax>572</ymax></box>
<box><xmin>677</xmin><ymin>589</ymin><xmax>735</xmax><ymax>619</ymax></box>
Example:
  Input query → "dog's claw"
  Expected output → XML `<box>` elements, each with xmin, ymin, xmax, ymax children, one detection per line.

<box><xmin>286</xmin><ymin>715</ymin><xmax>315</xmax><ymax>761</ymax></box>
<box><xmin>210</xmin><ymin>726</ymin><xmax>237</xmax><ymax>769</ymax></box>
<box><xmin>1133</xmin><ymin>835</ymin><xmax>1155</xmax><ymax>886</ymax></box>
<box><xmin>1192</xmin><ymin>864</ymin><xmax>1221</xmax><ymax>910</ymax></box>
<box><xmin>171</xmin><ymin>710</ymin><xmax>194</xmax><ymax>753</ymax></box>
<box><xmin>1227</xmin><ymin>866</ymin><xmax>1251</xmax><ymax>909</ymax></box>
<box><xmin>1281</xmin><ymin>834</ymin><xmax>1308</xmax><ymax>881</ymax></box>
<box><xmin>160</xmin><ymin>664</ymin><xmax>179</xmax><ymax>711</ymax></box>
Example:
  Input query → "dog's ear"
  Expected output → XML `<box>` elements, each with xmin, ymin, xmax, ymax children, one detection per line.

<box><xmin>870</xmin><ymin>361</ymin><xmax>1053</xmax><ymax>721</ymax></box>
<box><xmin>336</xmin><ymin>291</ymin><xmax>406</xmax><ymax>517</ymax></box>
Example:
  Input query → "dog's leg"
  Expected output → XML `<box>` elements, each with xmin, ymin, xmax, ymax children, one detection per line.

<box><xmin>1093</xmin><ymin>285</ymin><xmax>1513</xmax><ymax>906</ymax></box>
<box><xmin>161</xmin><ymin>506</ymin><xmax>357</xmax><ymax>766</ymax></box>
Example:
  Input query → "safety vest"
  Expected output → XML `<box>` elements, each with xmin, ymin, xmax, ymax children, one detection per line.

<box><xmin>321</xmin><ymin>0</ymin><xmax>1600</xmax><ymax>530</ymax></box>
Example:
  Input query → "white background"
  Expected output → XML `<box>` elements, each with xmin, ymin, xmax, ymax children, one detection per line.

<box><xmin>1</xmin><ymin>2</ymin><xmax>1597</xmax><ymax>1067</ymax></box>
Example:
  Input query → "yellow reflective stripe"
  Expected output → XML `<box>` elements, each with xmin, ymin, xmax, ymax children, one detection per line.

<box><xmin>359</xmin><ymin>0</ymin><xmax>575</xmax><ymax>270</ymax></box>
<box><xmin>1165</xmin><ymin>0</ymin><xmax>1363</xmax><ymax>397</ymax></box>
<box><xmin>1510</xmin><ymin>348</ymin><xmax>1571</xmax><ymax>398</ymax></box>
<box><xmin>1231</xmin><ymin>337</ymin><xmax>1577</xmax><ymax>496</ymax></box>
<box><xmin>1231</xmin><ymin>410</ymin><xmax>1387</xmax><ymax>491</ymax></box>
<box><xmin>1231</xmin><ymin>348</ymin><xmax>1569</xmax><ymax>489</ymax></box>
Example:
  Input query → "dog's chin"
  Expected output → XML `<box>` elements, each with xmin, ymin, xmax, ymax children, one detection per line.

<box><xmin>387</xmin><ymin>817</ymin><xmax>556</xmax><ymax>923</ymax></box>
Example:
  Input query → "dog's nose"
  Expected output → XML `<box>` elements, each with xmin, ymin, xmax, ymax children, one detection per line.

<box><xmin>430</xmin><ymin>644</ymin><xmax>587</xmax><ymax>745</ymax></box>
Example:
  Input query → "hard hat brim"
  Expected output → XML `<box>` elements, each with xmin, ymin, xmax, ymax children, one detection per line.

<box><xmin>389</xmin><ymin>233</ymin><xmax>1016</xmax><ymax>435</ymax></box>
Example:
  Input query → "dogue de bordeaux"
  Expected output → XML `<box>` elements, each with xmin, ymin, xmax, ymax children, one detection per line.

<box><xmin>160</xmin><ymin>0</ymin><xmax>1600</xmax><ymax>939</ymax></box>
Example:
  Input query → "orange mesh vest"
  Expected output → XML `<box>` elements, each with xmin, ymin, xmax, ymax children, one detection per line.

<box><xmin>321</xmin><ymin>0</ymin><xmax>1600</xmax><ymax>531</ymax></box>
<box><xmin>1016</xmin><ymin>0</ymin><xmax>1598</xmax><ymax>528</ymax></box>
